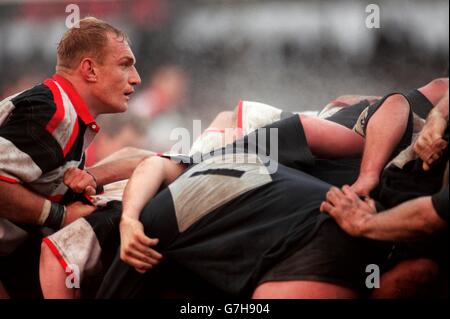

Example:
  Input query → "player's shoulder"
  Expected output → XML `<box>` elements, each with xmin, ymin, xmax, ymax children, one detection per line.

<box><xmin>10</xmin><ymin>83</ymin><xmax>54</xmax><ymax>110</ymax></box>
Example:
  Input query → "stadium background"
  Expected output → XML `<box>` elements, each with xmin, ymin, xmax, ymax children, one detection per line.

<box><xmin>0</xmin><ymin>0</ymin><xmax>448</xmax><ymax>161</ymax></box>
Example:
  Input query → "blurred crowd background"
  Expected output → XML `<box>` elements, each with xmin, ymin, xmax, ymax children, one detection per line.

<box><xmin>0</xmin><ymin>0</ymin><xmax>448</xmax><ymax>165</ymax></box>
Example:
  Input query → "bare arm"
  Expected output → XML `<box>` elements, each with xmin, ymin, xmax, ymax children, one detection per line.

<box><xmin>0</xmin><ymin>181</ymin><xmax>45</xmax><ymax>224</ymax></box>
<box><xmin>88</xmin><ymin>155</ymin><xmax>150</xmax><ymax>187</ymax></box>
<box><xmin>331</xmin><ymin>95</ymin><xmax>381</xmax><ymax>107</ymax></box>
<box><xmin>321</xmin><ymin>185</ymin><xmax>447</xmax><ymax>242</ymax></box>
<box><xmin>64</xmin><ymin>149</ymin><xmax>154</xmax><ymax>195</ymax></box>
<box><xmin>89</xmin><ymin>148</ymin><xmax>156</xmax><ymax>186</ymax></box>
<box><xmin>432</xmin><ymin>90</ymin><xmax>449</xmax><ymax>119</ymax></box>
<box><xmin>414</xmin><ymin>90</ymin><xmax>449</xmax><ymax>171</ymax></box>
<box><xmin>119</xmin><ymin>156</ymin><xmax>186</xmax><ymax>273</ymax></box>
<box><xmin>359</xmin><ymin>197</ymin><xmax>446</xmax><ymax>241</ymax></box>
<box><xmin>0</xmin><ymin>181</ymin><xmax>95</xmax><ymax>227</ymax></box>
<box><xmin>122</xmin><ymin>156</ymin><xmax>186</xmax><ymax>220</ymax></box>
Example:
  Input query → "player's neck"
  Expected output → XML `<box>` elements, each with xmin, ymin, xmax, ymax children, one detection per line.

<box><xmin>54</xmin><ymin>68</ymin><xmax>101</xmax><ymax>118</ymax></box>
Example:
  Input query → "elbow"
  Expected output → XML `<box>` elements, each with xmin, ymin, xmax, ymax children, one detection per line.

<box><xmin>136</xmin><ymin>155</ymin><xmax>162</xmax><ymax>173</ymax></box>
<box><xmin>141</xmin><ymin>155</ymin><xmax>162</xmax><ymax>167</ymax></box>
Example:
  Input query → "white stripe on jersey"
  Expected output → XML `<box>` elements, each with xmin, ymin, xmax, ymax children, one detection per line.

<box><xmin>27</xmin><ymin>160</ymin><xmax>82</xmax><ymax>197</ymax></box>
<box><xmin>0</xmin><ymin>136</ymin><xmax>43</xmax><ymax>182</ymax></box>
<box><xmin>51</xmin><ymin>81</ymin><xmax>78</xmax><ymax>151</ymax></box>
<box><xmin>0</xmin><ymin>93</ymin><xmax>21</xmax><ymax>127</ymax></box>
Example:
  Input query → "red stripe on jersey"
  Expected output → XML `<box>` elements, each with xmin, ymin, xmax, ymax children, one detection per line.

<box><xmin>236</xmin><ymin>100</ymin><xmax>243</xmax><ymax>130</ymax></box>
<box><xmin>63</xmin><ymin>117</ymin><xmax>79</xmax><ymax>157</ymax></box>
<box><xmin>52</xmin><ymin>75</ymin><xmax>99</xmax><ymax>130</ymax></box>
<box><xmin>43</xmin><ymin>79</ymin><xmax>65</xmax><ymax>134</ymax></box>
<box><xmin>0</xmin><ymin>175</ymin><xmax>19</xmax><ymax>183</ymax></box>
<box><xmin>235</xmin><ymin>100</ymin><xmax>244</xmax><ymax>138</ymax></box>
<box><xmin>83</xmin><ymin>193</ymin><xmax>94</xmax><ymax>205</ymax></box>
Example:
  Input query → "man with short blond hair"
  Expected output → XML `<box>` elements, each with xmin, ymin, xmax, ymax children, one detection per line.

<box><xmin>0</xmin><ymin>16</ymin><xmax>143</xmax><ymax>298</ymax></box>
<box><xmin>57</xmin><ymin>17</ymin><xmax>130</xmax><ymax>69</ymax></box>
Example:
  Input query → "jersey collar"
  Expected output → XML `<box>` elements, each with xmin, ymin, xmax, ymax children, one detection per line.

<box><xmin>52</xmin><ymin>74</ymin><xmax>100</xmax><ymax>132</ymax></box>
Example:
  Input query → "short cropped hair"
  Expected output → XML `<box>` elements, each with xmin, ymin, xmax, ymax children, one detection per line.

<box><xmin>57</xmin><ymin>17</ymin><xmax>130</xmax><ymax>69</ymax></box>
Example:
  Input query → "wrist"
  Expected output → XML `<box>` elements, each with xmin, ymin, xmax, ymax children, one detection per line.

<box><xmin>427</xmin><ymin>110</ymin><xmax>448</xmax><ymax>125</ymax></box>
<box><xmin>356</xmin><ymin>214</ymin><xmax>374</xmax><ymax>237</ymax></box>
<box><xmin>85</xmin><ymin>169</ymin><xmax>97</xmax><ymax>183</ymax></box>
<box><xmin>85</xmin><ymin>169</ymin><xmax>104</xmax><ymax>194</ymax></box>
<box><xmin>121</xmin><ymin>214</ymin><xmax>139</xmax><ymax>223</ymax></box>
<box><xmin>43</xmin><ymin>201</ymin><xmax>67</xmax><ymax>230</ymax></box>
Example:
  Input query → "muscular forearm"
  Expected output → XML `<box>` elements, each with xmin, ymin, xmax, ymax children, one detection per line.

<box><xmin>359</xmin><ymin>197</ymin><xmax>446</xmax><ymax>241</ymax></box>
<box><xmin>88</xmin><ymin>155</ymin><xmax>150</xmax><ymax>186</ymax></box>
<box><xmin>122</xmin><ymin>157</ymin><xmax>184</xmax><ymax>220</ymax></box>
<box><xmin>429</xmin><ymin>91</ymin><xmax>449</xmax><ymax>121</ymax></box>
<box><xmin>0</xmin><ymin>181</ymin><xmax>45</xmax><ymax>225</ymax></box>
<box><xmin>122</xmin><ymin>157</ymin><xmax>165</xmax><ymax>220</ymax></box>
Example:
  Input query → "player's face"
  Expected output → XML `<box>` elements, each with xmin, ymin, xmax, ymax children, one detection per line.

<box><xmin>93</xmin><ymin>33</ymin><xmax>141</xmax><ymax>114</ymax></box>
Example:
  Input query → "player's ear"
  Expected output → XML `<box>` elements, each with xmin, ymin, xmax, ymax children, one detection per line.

<box><xmin>80</xmin><ymin>58</ymin><xmax>97</xmax><ymax>83</ymax></box>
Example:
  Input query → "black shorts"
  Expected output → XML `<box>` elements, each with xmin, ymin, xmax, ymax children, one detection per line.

<box><xmin>258</xmin><ymin>219</ymin><xmax>391</xmax><ymax>294</ymax></box>
<box><xmin>385</xmin><ymin>229</ymin><xmax>449</xmax><ymax>270</ymax></box>
<box><xmin>0</xmin><ymin>228</ymin><xmax>43</xmax><ymax>299</ymax></box>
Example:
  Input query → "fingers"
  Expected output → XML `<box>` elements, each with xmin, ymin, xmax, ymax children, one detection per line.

<box><xmin>421</xmin><ymin>138</ymin><xmax>447</xmax><ymax>170</ymax></box>
<box><xmin>63</xmin><ymin>168</ymin><xmax>97</xmax><ymax>193</ymax></box>
<box><xmin>63</xmin><ymin>167</ymin><xmax>77</xmax><ymax>186</ymax></box>
<box><xmin>136</xmin><ymin>232</ymin><xmax>159</xmax><ymax>248</ymax></box>
<box><xmin>434</xmin><ymin>138</ymin><xmax>448</xmax><ymax>150</ymax></box>
<box><xmin>341</xmin><ymin>185</ymin><xmax>360</xmax><ymax>201</ymax></box>
<box><xmin>127</xmin><ymin>249</ymin><xmax>161</xmax><ymax>266</ymax></box>
<box><xmin>73</xmin><ymin>175</ymin><xmax>96</xmax><ymax>193</ymax></box>
<box><xmin>121</xmin><ymin>254</ymin><xmax>154</xmax><ymax>272</ymax></box>
<box><xmin>135</xmin><ymin>267</ymin><xmax>147</xmax><ymax>274</ymax></box>
<box><xmin>423</xmin><ymin>154</ymin><xmax>439</xmax><ymax>171</ymax></box>
<box><xmin>325</xmin><ymin>186</ymin><xmax>342</xmax><ymax>205</ymax></box>
<box><xmin>131</xmin><ymin>240</ymin><xmax>163</xmax><ymax>260</ymax></box>
<box><xmin>127</xmin><ymin>230</ymin><xmax>162</xmax><ymax>259</ymax></box>
<box><xmin>322</xmin><ymin>186</ymin><xmax>355</xmax><ymax>215</ymax></box>
<box><xmin>320</xmin><ymin>201</ymin><xmax>333</xmax><ymax>214</ymax></box>
<box><xmin>121</xmin><ymin>241</ymin><xmax>163</xmax><ymax>272</ymax></box>
<box><xmin>364</xmin><ymin>198</ymin><xmax>377</xmax><ymax>212</ymax></box>
<box><xmin>430</xmin><ymin>152</ymin><xmax>441</xmax><ymax>162</ymax></box>
<box><xmin>416</xmin><ymin>137</ymin><xmax>447</xmax><ymax>160</ymax></box>
<box><xmin>85</xmin><ymin>185</ymin><xmax>96</xmax><ymax>196</ymax></box>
